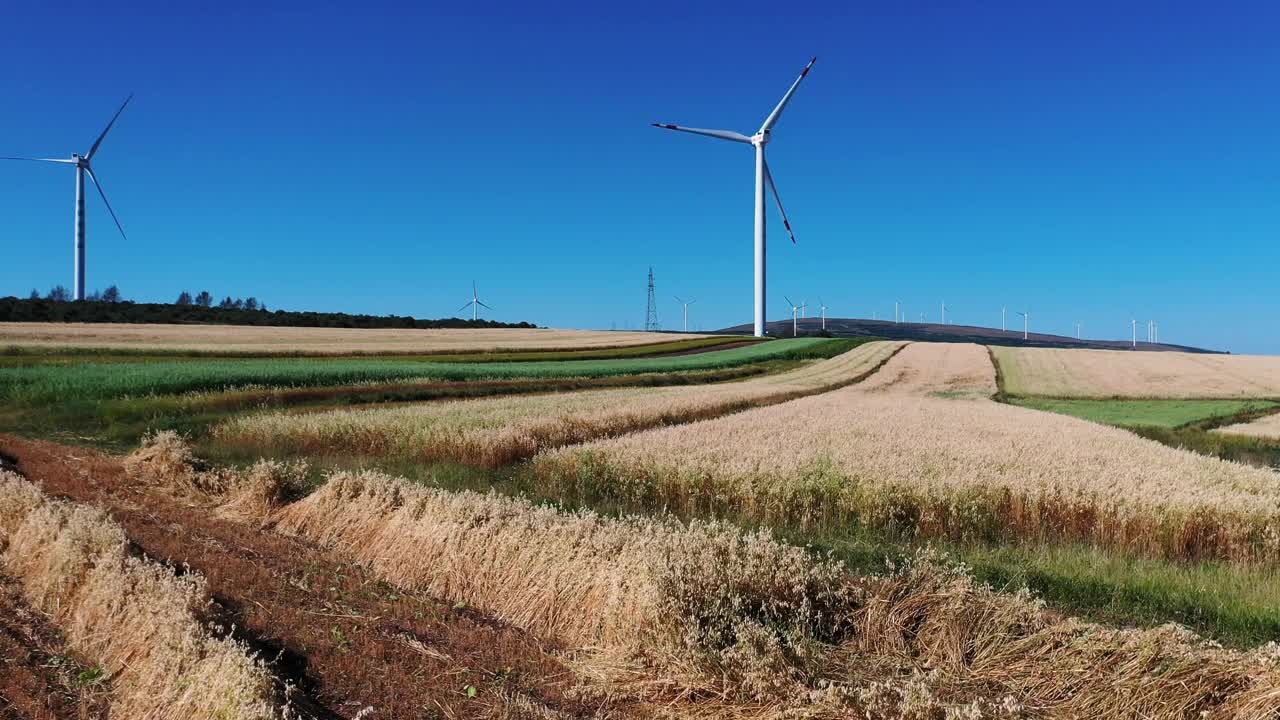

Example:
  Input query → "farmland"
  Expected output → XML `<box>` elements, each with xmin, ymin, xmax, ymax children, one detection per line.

<box><xmin>4</xmin><ymin>323</ymin><xmax>1280</xmax><ymax>717</ymax></box>
<box><xmin>992</xmin><ymin>345</ymin><xmax>1280</xmax><ymax>398</ymax></box>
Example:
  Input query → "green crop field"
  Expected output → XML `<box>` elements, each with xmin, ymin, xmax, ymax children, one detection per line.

<box><xmin>0</xmin><ymin>337</ymin><xmax>842</xmax><ymax>403</ymax></box>
<box><xmin>1006</xmin><ymin>397</ymin><xmax>1280</xmax><ymax>429</ymax></box>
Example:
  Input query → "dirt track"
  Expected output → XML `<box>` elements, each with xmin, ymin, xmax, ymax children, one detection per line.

<box><xmin>0</xmin><ymin>434</ymin><xmax>630</xmax><ymax>719</ymax></box>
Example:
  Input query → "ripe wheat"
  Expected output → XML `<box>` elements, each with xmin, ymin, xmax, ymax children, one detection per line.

<box><xmin>993</xmin><ymin>346</ymin><xmax>1280</xmax><ymax>398</ymax></box>
<box><xmin>0</xmin><ymin>469</ymin><xmax>279</xmax><ymax>719</ymax></box>
<box><xmin>1215</xmin><ymin>411</ymin><xmax>1280</xmax><ymax>440</ymax></box>
<box><xmin>275</xmin><ymin>468</ymin><xmax>1280</xmax><ymax>718</ymax></box>
<box><xmin>215</xmin><ymin>340</ymin><xmax>904</xmax><ymax>466</ymax></box>
<box><xmin>535</xmin><ymin>343</ymin><xmax>1280</xmax><ymax>563</ymax></box>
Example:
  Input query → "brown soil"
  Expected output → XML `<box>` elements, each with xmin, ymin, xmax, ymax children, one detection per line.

<box><xmin>0</xmin><ymin>434</ymin><xmax>636</xmax><ymax>720</ymax></box>
<box><xmin>0</xmin><ymin>572</ymin><xmax>110</xmax><ymax>720</ymax></box>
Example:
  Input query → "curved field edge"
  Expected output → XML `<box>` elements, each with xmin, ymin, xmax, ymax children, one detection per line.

<box><xmin>0</xmin><ymin>336</ymin><xmax>844</xmax><ymax>403</ymax></box>
<box><xmin>211</xmin><ymin>340</ymin><xmax>906</xmax><ymax>467</ymax></box>
<box><xmin>0</xmin><ymin>469</ymin><xmax>280</xmax><ymax>719</ymax></box>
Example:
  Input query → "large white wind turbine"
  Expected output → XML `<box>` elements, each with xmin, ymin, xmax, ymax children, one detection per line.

<box><xmin>674</xmin><ymin>296</ymin><xmax>697</xmax><ymax>333</ymax></box>
<box><xmin>2</xmin><ymin>95</ymin><xmax>133</xmax><ymax>300</ymax></box>
<box><xmin>458</xmin><ymin>281</ymin><xmax>492</xmax><ymax>321</ymax></box>
<box><xmin>653</xmin><ymin>57</ymin><xmax>817</xmax><ymax>338</ymax></box>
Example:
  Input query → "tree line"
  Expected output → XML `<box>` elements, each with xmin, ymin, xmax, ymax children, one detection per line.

<box><xmin>3</xmin><ymin>287</ymin><xmax>535</xmax><ymax>330</ymax></box>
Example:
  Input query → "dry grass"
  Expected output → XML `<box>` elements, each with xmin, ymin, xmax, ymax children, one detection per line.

<box><xmin>992</xmin><ymin>346</ymin><xmax>1280</xmax><ymax>399</ymax></box>
<box><xmin>274</xmin><ymin>468</ymin><xmax>1280</xmax><ymax>718</ymax></box>
<box><xmin>0</xmin><ymin>322</ymin><xmax>701</xmax><ymax>354</ymax></box>
<box><xmin>214</xmin><ymin>341</ymin><xmax>904</xmax><ymax>466</ymax></box>
<box><xmin>0</xmin><ymin>469</ymin><xmax>279</xmax><ymax>719</ymax></box>
<box><xmin>1215</xmin><ymin>411</ymin><xmax>1280</xmax><ymax>440</ymax></box>
<box><xmin>535</xmin><ymin>343</ymin><xmax>1280</xmax><ymax>564</ymax></box>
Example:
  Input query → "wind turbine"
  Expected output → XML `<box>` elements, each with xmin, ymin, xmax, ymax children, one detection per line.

<box><xmin>941</xmin><ymin>301</ymin><xmax>948</xmax><ymax>326</ymax></box>
<box><xmin>458</xmin><ymin>281</ymin><xmax>492</xmax><ymax>321</ymax></box>
<box><xmin>2</xmin><ymin>95</ymin><xmax>133</xmax><ymax>301</ymax></box>
<box><xmin>895</xmin><ymin>300</ymin><xmax>901</xmax><ymax>324</ymax></box>
<box><xmin>784</xmin><ymin>296</ymin><xmax>801</xmax><ymax>337</ymax></box>
<box><xmin>1076</xmin><ymin>321</ymin><xmax>1082</xmax><ymax>340</ymax></box>
<box><xmin>818</xmin><ymin>298</ymin><xmax>828</xmax><ymax>330</ymax></box>
<box><xmin>1016</xmin><ymin>311</ymin><xmax>1030</xmax><ymax>341</ymax></box>
<box><xmin>1002</xmin><ymin>306</ymin><xmax>1007</xmax><ymax>333</ymax></box>
<box><xmin>1131</xmin><ymin>319</ymin><xmax>1137</xmax><ymax>348</ymax></box>
<box><xmin>674</xmin><ymin>296</ymin><xmax>697</xmax><ymax>333</ymax></box>
<box><xmin>653</xmin><ymin>58</ymin><xmax>816</xmax><ymax>338</ymax></box>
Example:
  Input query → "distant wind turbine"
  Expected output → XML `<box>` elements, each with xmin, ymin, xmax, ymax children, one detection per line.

<box><xmin>1002</xmin><ymin>306</ymin><xmax>1007</xmax><ymax>333</ymax></box>
<box><xmin>674</xmin><ymin>296</ymin><xmax>697</xmax><ymax>333</ymax></box>
<box><xmin>458</xmin><ymin>281</ymin><xmax>492</xmax><ymax>321</ymax></box>
<box><xmin>1131</xmin><ymin>319</ymin><xmax>1137</xmax><ymax>348</ymax></box>
<box><xmin>818</xmin><ymin>298</ymin><xmax>828</xmax><ymax>330</ymax></box>
<box><xmin>784</xmin><ymin>296</ymin><xmax>801</xmax><ymax>337</ymax></box>
<box><xmin>1016</xmin><ymin>311</ymin><xmax>1030</xmax><ymax>341</ymax></box>
<box><xmin>895</xmin><ymin>300</ymin><xmax>901</xmax><ymax>324</ymax></box>
<box><xmin>1076</xmin><ymin>321</ymin><xmax>1082</xmax><ymax>340</ymax></box>
<box><xmin>2</xmin><ymin>95</ymin><xmax>133</xmax><ymax>300</ymax></box>
<box><xmin>941</xmin><ymin>301</ymin><xmax>948</xmax><ymax>326</ymax></box>
<box><xmin>652</xmin><ymin>57</ymin><xmax>817</xmax><ymax>338</ymax></box>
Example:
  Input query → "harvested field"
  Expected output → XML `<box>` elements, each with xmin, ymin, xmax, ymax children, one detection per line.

<box><xmin>0</xmin><ymin>322</ymin><xmax>706</xmax><ymax>354</ymax></box>
<box><xmin>214</xmin><ymin>340</ymin><xmax>904</xmax><ymax>466</ymax></box>
<box><xmin>1216</xmin><ymin>412</ymin><xmax>1280</xmax><ymax>440</ymax></box>
<box><xmin>535</xmin><ymin>343</ymin><xmax>1280</xmax><ymax>563</ymax></box>
<box><xmin>993</xmin><ymin>346</ymin><xmax>1280</xmax><ymax>398</ymax></box>
<box><xmin>0</xmin><ymin>469</ymin><xmax>279</xmax><ymax>719</ymax></box>
<box><xmin>1</xmin><ymin>433</ymin><xmax>632</xmax><ymax>720</ymax></box>
<box><xmin>276</xmin><ymin>468</ymin><xmax>1280</xmax><ymax>719</ymax></box>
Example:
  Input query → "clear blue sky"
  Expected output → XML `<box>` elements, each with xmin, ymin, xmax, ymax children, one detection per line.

<box><xmin>2</xmin><ymin>1</ymin><xmax>1277</xmax><ymax>353</ymax></box>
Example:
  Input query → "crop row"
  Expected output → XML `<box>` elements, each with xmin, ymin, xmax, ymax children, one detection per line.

<box><xmin>214</xmin><ymin>340</ymin><xmax>904</xmax><ymax>465</ymax></box>
<box><xmin>0</xmin><ymin>336</ymin><xmax>838</xmax><ymax>403</ymax></box>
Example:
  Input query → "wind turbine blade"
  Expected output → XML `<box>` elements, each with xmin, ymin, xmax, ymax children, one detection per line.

<box><xmin>673</xmin><ymin>296</ymin><xmax>684</xmax><ymax>304</ymax></box>
<box><xmin>763</xmin><ymin>160</ymin><xmax>796</xmax><ymax>244</ymax></box>
<box><xmin>650</xmin><ymin>124</ymin><xmax>752</xmax><ymax>144</ymax></box>
<box><xmin>458</xmin><ymin>301</ymin><xmax>475</xmax><ymax>312</ymax></box>
<box><xmin>759</xmin><ymin>57</ymin><xmax>817</xmax><ymax>134</ymax></box>
<box><xmin>85</xmin><ymin>168</ymin><xmax>127</xmax><ymax>240</ymax></box>
<box><xmin>0</xmin><ymin>156</ymin><xmax>77</xmax><ymax>164</ymax></box>
<box><xmin>688</xmin><ymin>299</ymin><xmax>696</xmax><ymax>305</ymax></box>
<box><xmin>784</xmin><ymin>295</ymin><xmax>795</xmax><ymax>307</ymax></box>
<box><xmin>477</xmin><ymin>301</ymin><xmax>493</xmax><ymax>310</ymax></box>
<box><xmin>86</xmin><ymin>94</ymin><xmax>133</xmax><ymax>160</ymax></box>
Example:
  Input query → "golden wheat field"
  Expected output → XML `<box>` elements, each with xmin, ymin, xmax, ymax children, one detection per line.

<box><xmin>992</xmin><ymin>345</ymin><xmax>1280</xmax><ymax>398</ymax></box>
<box><xmin>214</xmin><ymin>340</ymin><xmax>904</xmax><ymax>465</ymax></box>
<box><xmin>1215</xmin><ymin>412</ymin><xmax>1280</xmax><ymax>439</ymax></box>
<box><xmin>0</xmin><ymin>321</ymin><xmax>702</xmax><ymax>354</ymax></box>
<box><xmin>536</xmin><ymin>343</ymin><xmax>1280</xmax><ymax>562</ymax></box>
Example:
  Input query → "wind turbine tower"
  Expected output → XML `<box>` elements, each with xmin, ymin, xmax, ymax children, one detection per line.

<box><xmin>785</xmin><ymin>296</ymin><xmax>801</xmax><ymax>337</ymax></box>
<box><xmin>674</xmin><ymin>296</ymin><xmax>696</xmax><ymax>333</ymax></box>
<box><xmin>653</xmin><ymin>57</ymin><xmax>817</xmax><ymax>338</ymax></box>
<box><xmin>1016</xmin><ymin>311</ymin><xmax>1030</xmax><ymax>341</ymax></box>
<box><xmin>818</xmin><ymin>298</ymin><xmax>828</xmax><ymax>330</ymax></box>
<box><xmin>2</xmin><ymin>95</ymin><xmax>133</xmax><ymax>300</ymax></box>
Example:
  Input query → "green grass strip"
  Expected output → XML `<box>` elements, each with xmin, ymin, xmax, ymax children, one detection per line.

<box><xmin>1006</xmin><ymin>397</ymin><xmax>1280</xmax><ymax>429</ymax></box>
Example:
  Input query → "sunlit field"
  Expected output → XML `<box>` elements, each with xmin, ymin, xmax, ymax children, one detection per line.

<box><xmin>0</xmin><ymin>322</ymin><xmax>710</xmax><ymax>354</ymax></box>
<box><xmin>993</xmin><ymin>345</ymin><xmax>1280</xmax><ymax>398</ymax></box>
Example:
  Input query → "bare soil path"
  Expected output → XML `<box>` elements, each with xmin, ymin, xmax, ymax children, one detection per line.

<box><xmin>0</xmin><ymin>434</ymin><xmax>628</xmax><ymax>720</ymax></box>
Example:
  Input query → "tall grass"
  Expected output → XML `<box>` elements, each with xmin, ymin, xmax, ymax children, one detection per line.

<box><xmin>0</xmin><ymin>469</ymin><xmax>279</xmax><ymax>719</ymax></box>
<box><xmin>273</xmin><ymin>469</ymin><xmax>1280</xmax><ymax>718</ymax></box>
<box><xmin>213</xmin><ymin>340</ymin><xmax>902</xmax><ymax>466</ymax></box>
<box><xmin>0</xmin><ymin>337</ymin><xmax>837</xmax><ymax>403</ymax></box>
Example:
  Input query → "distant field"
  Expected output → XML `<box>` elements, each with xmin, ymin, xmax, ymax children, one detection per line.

<box><xmin>0</xmin><ymin>337</ymin><xmax>836</xmax><ymax>403</ymax></box>
<box><xmin>993</xmin><ymin>346</ymin><xmax>1280</xmax><ymax>398</ymax></box>
<box><xmin>0</xmin><ymin>322</ymin><xmax>711</xmax><ymax>355</ymax></box>
<box><xmin>1216</xmin><ymin>412</ymin><xmax>1280</xmax><ymax>440</ymax></box>
<box><xmin>1008</xmin><ymin>398</ymin><xmax>1280</xmax><ymax>429</ymax></box>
